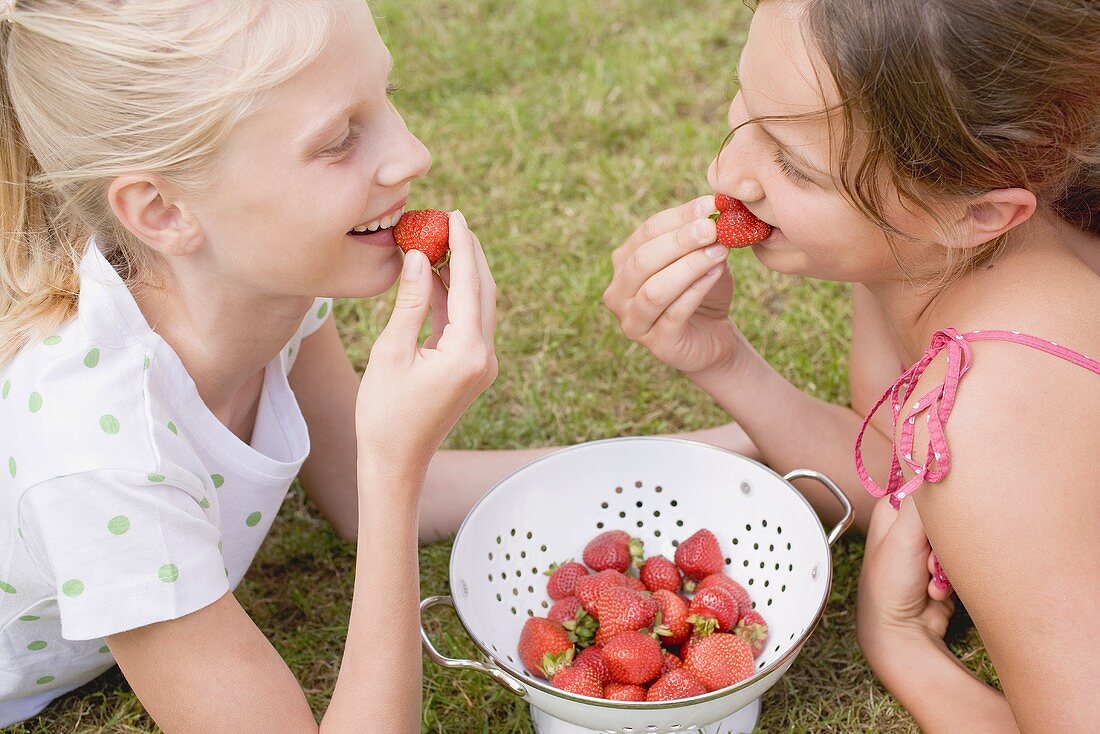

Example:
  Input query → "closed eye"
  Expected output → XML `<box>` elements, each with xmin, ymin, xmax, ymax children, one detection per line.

<box><xmin>772</xmin><ymin>149</ymin><xmax>812</xmax><ymax>185</ymax></box>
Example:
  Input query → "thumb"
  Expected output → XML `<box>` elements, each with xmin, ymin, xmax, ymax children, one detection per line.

<box><xmin>378</xmin><ymin>250</ymin><xmax>431</xmax><ymax>347</ymax></box>
<box><xmin>888</xmin><ymin>497</ymin><xmax>931</xmax><ymax>552</ymax></box>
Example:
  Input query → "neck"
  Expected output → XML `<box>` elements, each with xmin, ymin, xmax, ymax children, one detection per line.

<box><xmin>133</xmin><ymin>259</ymin><xmax>312</xmax><ymax>417</ymax></box>
<box><xmin>863</xmin><ymin>211</ymin><xmax>1089</xmax><ymax>361</ymax></box>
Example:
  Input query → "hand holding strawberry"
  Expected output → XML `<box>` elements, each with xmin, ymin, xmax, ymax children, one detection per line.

<box><xmin>354</xmin><ymin>210</ymin><xmax>497</xmax><ymax>486</ymax></box>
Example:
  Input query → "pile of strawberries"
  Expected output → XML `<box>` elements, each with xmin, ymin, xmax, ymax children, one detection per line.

<box><xmin>517</xmin><ymin>528</ymin><xmax>770</xmax><ymax>701</ymax></box>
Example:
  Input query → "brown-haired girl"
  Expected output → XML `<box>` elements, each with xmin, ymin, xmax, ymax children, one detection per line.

<box><xmin>604</xmin><ymin>0</ymin><xmax>1099</xmax><ymax>729</ymax></box>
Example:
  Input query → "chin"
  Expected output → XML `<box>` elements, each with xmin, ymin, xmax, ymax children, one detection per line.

<box><xmin>331</xmin><ymin>252</ymin><xmax>403</xmax><ymax>297</ymax></box>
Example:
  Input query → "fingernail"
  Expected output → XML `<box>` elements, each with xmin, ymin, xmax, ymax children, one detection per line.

<box><xmin>705</xmin><ymin>244</ymin><xmax>726</xmax><ymax>260</ymax></box>
<box><xmin>693</xmin><ymin>219</ymin><xmax>712</xmax><ymax>242</ymax></box>
<box><xmin>697</xmin><ymin>197</ymin><xmax>715</xmax><ymax>216</ymax></box>
<box><xmin>402</xmin><ymin>250</ymin><xmax>425</xmax><ymax>280</ymax></box>
<box><xmin>452</xmin><ymin>209</ymin><xmax>467</xmax><ymax>226</ymax></box>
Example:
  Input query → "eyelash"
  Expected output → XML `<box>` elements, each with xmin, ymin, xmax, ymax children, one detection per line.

<box><xmin>320</xmin><ymin>83</ymin><xmax>401</xmax><ymax>157</ymax></box>
<box><xmin>772</xmin><ymin>149</ymin><xmax>812</xmax><ymax>185</ymax></box>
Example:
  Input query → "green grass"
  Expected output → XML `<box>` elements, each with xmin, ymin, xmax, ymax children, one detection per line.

<box><xmin>7</xmin><ymin>0</ymin><xmax>995</xmax><ymax>731</ymax></box>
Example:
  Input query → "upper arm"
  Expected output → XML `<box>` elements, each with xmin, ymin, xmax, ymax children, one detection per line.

<box><xmin>850</xmin><ymin>285</ymin><xmax>903</xmax><ymax>438</ymax></box>
<box><xmin>107</xmin><ymin>592</ymin><xmax>319</xmax><ymax>734</ymax></box>
<box><xmin>908</xmin><ymin>346</ymin><xmax>1100</xmax><ymax>731</ymax></box>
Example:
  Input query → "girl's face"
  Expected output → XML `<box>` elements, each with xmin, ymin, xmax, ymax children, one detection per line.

<box><xmin>191</xmin><ymin>0</ymin><xmax>431</xmax><ymax>299</ymax></box>
<box><xmin>706</xmin><ymin>1</ymin><xmax>930</xmax><ymax>284</ymax></box>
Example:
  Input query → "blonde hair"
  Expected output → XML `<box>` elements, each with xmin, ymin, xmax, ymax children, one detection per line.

<box><xmin>0</xmin><ymin>0</ymin><xmax>333</xmax><ymax>365</ymax></box>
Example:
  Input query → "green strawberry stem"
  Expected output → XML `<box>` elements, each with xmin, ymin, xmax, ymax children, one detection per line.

<box><xmin>628</xmin><ymin>537</ymin><xmax>645</xmax><ymax>569</ymax></box>
<box><xmin>687</xmin><ymin>614</ymin><xmax>718</xmax><ymax>638</ymax></box>
<box><xmin>541</xmin><ymin>647</ymin><xmax>575</xmax><ymax>679</ymax></box>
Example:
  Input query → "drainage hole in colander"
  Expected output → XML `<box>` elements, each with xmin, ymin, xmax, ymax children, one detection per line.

<box><xmin>511</xmin><ymin>607</ymin><xmax>516</xmax><ymax>614</ymax></box>
<box><xmin>759</xmin><ymin>561</ymin><xmax>765</xmax><ymax>569</ymax></box>
<box><xmin>596</xmin><ymin>521</ymin><xmax>604</xmax><ymax>529</ymax></box>
<box><xmin>781</xmin><ymin>584</ymin><xmax>787</xmax><ymax>592</ymax></box>
<box><xmin>513</xmin><ymin>588</ymin><xmax>519</xmax><ymax>596</ymax></box>
<box><xmin>541</xmin><ymin>544</ymin><xmax>548</xmax><ymax>552</ymax></box>
<box><xmin>510</xmin><ymin>528</ymin><xmax>516</xmax><ymax>537</ymax></box>
<box><xmin>725</xmin><ymin>557</ymin><xmax>731</xmax><ymax>566</ymax></box>
<box><xmin>496</xmin><ymin>536</ymin><xmax>502</xmax><ymax>544</ymax></box>
<box><xmin>619</xmin><ymin>511</ymin><xmax>626</xmax><ymax>518</ymax></box>
<box><xmin>496</xmin><ymin>593</ymin><xmax>501</xmax><ymax>601</ymax></box>
<box><xmin>745</xmin><ymin>523</ymin><xmax>752</xmax><ymax>532</ymax></box>
<box><xmin>654</xmin><ymin>530</ymin><xmax>662</xmax><ymax>538</ymax></box>
<box><xmin>655</xmin><ymin>485</ymin><xmax>663</xmax><ymax>493</ymax></box>
<box><xmin>527</xmin><ymin>585</ymin><xmax>534</xmax><ymax>593</ymax></box>
<box><xmin>487</xmin><ymin>574</ymin><xmax>492</xmax><ymax>583</ymax></box>
<box><xmin>507</xmin><ymin>655</ymin><xmax>514</xmax><ymax>663</ymax></box>
<box><xmin>520</xmin><ymin>551</ymin><xmax>526</xmax><ymax>558</ymax></box>
<box><xmin>635</xmin><ymin>481</ymin><xmax>642</xmax><ymax>488</ymax></box>
<box><xmin>653</xmin><ymin>510</ymin><xmax>661</xmax><ymax>517</ymax></box>
<box><xmin>764</xmin><ymin>580</ymin><xmax>770</xmax><ymax>587</ymax></box>
<box><xmin>732</xmin><ymin>538</ymin><xmax>739</xmax><ymax>545</ymax></box>
<box><xmin>789</xmin><ymin>563</ymin><xmax>794</xmax><ymax>571</ymax></box>
<box><xmin>505</xmin><ymin>553</ymin><xmax>511</xmax><ymax>561</ymax></box>
<box><xmin>634</xmin><ymin>500</ymin><xmax>642</xmax><ymax>508</ymax></box>
<box><xmin>488</xmin><ymin>552</ymin><xmax>493</xmax><ymax>561</ymax></box>
<box><xmin>748</xmin><ymin>578</ymin><xmax>754</xmax><ymax>585</ymax></box>
<box><xmin>636</xmin><ymin>521</ymin><xmax>644</xmax><ymax>528</ymax></box>
<box><xmin>778</xmin><ymin>526</ymin><xmax>783</xmax><ymax>535</ymax></box>
<box><xmin>670</xmin><ymin>499</ymin><xmax>678</xmax><ymax>507</ymax></box>
<box><xmin>787</xmin><ymin>542</ymin><xmax>792</xmax><ymax>550</ymax></box>
<box><xmin>671</xmin><ymin>539</ymin><xmax>679</xmax><ymax>547</ymax></box>
<box><xmin>492</xmin><ymin>644</ymin><xmax>498</xmax><ymax>652</ymax></box>
<box><xmin>541</xmin><ymin>601</ymin><xmax>548</xmax><ymax>609</ymax></box>
<box><xmin>767</xmin><ymin>598</ymin><xmax>773</xmax><ymax>606</ymax></box>
<box><xmin>769</xmin><ymin>544</ymin><xmax>774</xmax><ymax>552</ymax></box>
<box><xmin>743</xmin><ymin>560</ymin><xmax>749</xmax><ymax>567</ymax></box>
<box><xmin>762</xmin><ymin>519</ymin><xmax>768</xmax><ymax>527</ymax></box>
<box><xmin>789</xmin><ymin>632</ymin><xmax>795</xmax><ymax>640</ymax></box>
<box><xmin>775</xmin><ymin>563</ymin><xmax>781</xmax><ymax>571</ymax></box>
<box><xmin>601</xmin><ymin>501</ymin><xmax>609</xmax><ymax>509</ymax></box>
<box><xmin>527</xmin><ymin>609</ymin><xmax>534</xmax><ymax>617</ymax></box>
<box><xmin>532</xmin><ymin>567</ymin><xmax>538</xmax><ymax>574</ymax></box>
<box><xmin>615</xmin><ymin>486</ymin><xmax>623</xmax><ymax>494</ymax></box>
<box><xmin>676</xmin><ymin>520</ymin><xmax>684</xmax><ymax>527</ymax></box>
<box><xmin>527</xmin><ymin>531</ymin><xmax>533</xmax><ymax>539</ymax></box>
<box><xmin>753</xmin><ymin>542</ymin><xmax>759</xmax><ymax>550</ymax></box>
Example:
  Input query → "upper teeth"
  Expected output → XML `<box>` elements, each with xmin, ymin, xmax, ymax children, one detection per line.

<box><xmin>352</xmin><ymin>206</ymin><xmax>405</xmax><ymax>234</ymax></box>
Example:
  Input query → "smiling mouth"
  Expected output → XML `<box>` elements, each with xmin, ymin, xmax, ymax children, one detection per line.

<box><xmin>347</xmin><ymin>204</ymin><xmax>406</xmax><ymax>236</ymax></box>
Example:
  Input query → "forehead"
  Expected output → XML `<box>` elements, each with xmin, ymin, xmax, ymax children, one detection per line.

<box><xmin>739</xmin><ymin>2</ymin><xmax>838</xmax><ymax>133</ymax></box>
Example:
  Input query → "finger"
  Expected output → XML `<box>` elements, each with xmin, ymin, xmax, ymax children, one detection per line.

<box><xmin>928</xmin><ymin>551</ymin><xmax>953</xmax><ymax>599</ymax></box>
<box><xmin>469</xmin><ymin>231</ymin><xmax>497</xmax><ymax>345</ymax></box>
<box><xmin>627</xmin><ymin>245</ymin><xmax>728</xmax><ymax>336</ymax></box>
<box><xmin>444</xmin><ymin>210</ymin><xmax>482</xmax><ymax>335</ymax></box>
<box><xmin>653</xmin><ymin>264</ymin><xmax>726</xmax><ymax>333</ymax></box>
<box><xmin>423</xmin><ymin>272</ymin><xmax>450</xmax><ymax>349</ymax></box>
<box><xmin>613</xmin><ymin>216</ymin><xmax>719</xmax><ymax>306</ymax></box>
<box><xmin>617</xmin><ymin>195</ymin><xmax>717</xmax><ymax>267</ymax></box>
<box><xmin>864</xmin><ymin>495</ymin><xmax>899</xmax><ymax>553</ymax></box>
<box><xmin>375</xmin><ymin>250</ymin><xmax>432</xmax><ymax>356</ymax></box>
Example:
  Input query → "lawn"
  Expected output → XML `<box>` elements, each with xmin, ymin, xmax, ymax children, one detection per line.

<box><xmin>7</xmin><ymin>0</ymin><xmax>996</xmax><ymax>732</ymax></box>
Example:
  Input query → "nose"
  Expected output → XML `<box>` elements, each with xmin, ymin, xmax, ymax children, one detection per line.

<box><xmin>375</xmin><ymin>116</ymin><xmax>433</xmax><ymax>189</ymax></box>
<box><xmin>707</xmin><ymin>94</ymin><xmax>765</xmax><ymax>203</ymax></box>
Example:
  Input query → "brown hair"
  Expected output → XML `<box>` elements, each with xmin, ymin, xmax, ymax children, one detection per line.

<box><xmin>744</xmin><ymin>0</ymin><xmax>1100</xmax><ymax>285</ymax></box>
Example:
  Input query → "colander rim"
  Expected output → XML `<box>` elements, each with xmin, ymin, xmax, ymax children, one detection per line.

<box><xmin>445</xmin><ymin>435</ymin><xmax>837</xmax><ymax>710</ymax></box>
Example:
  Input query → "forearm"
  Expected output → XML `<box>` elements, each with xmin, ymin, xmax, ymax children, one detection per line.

<box><xmin>419</xmin><ymin>446</ymin><xmax>556</xmax><ymax>543</ymax></box>
<box><xmin>867</xmin><ymin>636</ymin><xmax>1020</xmax><ymax>733</ymax></box>
<box><xmin>322</xmin><ymin>463</ymin><xmax>424</xmax><ymax>733</ymax></box>
<box><xmin>689</xmin><ymin>333</ymin><xmax>886</xmax><ymax>534</ymax></box>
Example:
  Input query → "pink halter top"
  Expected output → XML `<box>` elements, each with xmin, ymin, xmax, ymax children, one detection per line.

<box><xmin>853</xmin><ymin>328</ymin><xmax>1100</xmax><ymax>590</ymax></box>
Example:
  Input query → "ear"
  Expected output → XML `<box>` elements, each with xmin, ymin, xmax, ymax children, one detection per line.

<box><xmin>949</xmin><ymin>188</ymin><xmax>1036</xmax><ymax>249</ymax></box>
<box><xmin>107</xmin><ymin>174</ymin><xmax>204</xmax><ymax>257</ymax></box>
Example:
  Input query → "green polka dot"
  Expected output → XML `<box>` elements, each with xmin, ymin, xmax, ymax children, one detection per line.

<box><xmin>62</xmin><ymin>579</ymin><xmax>84</xmax><ymax>597</ymax></box>
<box><xmin>0</xmin><ymin>581</ymin><xmax>16</xmax><ymax>594</ymax></box>
<box><xmin>27</xmin><ymin>640</ymin><xmax>46</xmax><ymax>651</ymax></box>
<box><xmin>43</xmin><ymin>335</ymin><xmax>61</xmax><ymax>346</ymax></box>
<box><xmin>99</xmin><ymin>645</ymin><xmax>110</xmax><ymax>654</ymax></box>
<box><xmin>317</xmin><ymin>301</ymin><xmax>329</xmax><ymax>319</ymax></box>
<box><xmin>8</xmin><ymin>457</ymin><xmax>15</xmax><ymax>478</ymax></box>
<box><xmin>2</xmin><ymin>379</ymin><xmax>9</xmax><ymax>399</ymax></box>
<box><xmin>245</xmin><ymin>511</ymin><xmax>262</xmax><ymax>527</ymax></box>
<box><xmin>28</xmin><ymin>392</ymin><xmax>42</xmax><ymax>413</ymax></box>
<box><xmin>147</xmin><ymin>473</ymin><xmax>165</xmax><ymax>483</ymax></box>
<box><xmin>107</xmin><ymin>515</ymin><xmax>130</xmax><ymax>535</ymax></box>
<box><xmin>199</xmin><ymin>497</ymin><xmax>210</xmax><ymax>509</ymax></box>
<box><xmin>211</xmin><ymin>474</ymin><xmax>224</xmax><ymax>489</ymax></box>
<box><xmin>158</xmin><ymin>564</ymin><xmax>179</xmax><ymax>583</ymax></box>
<box><xmin>35</xmin><ymin>676</ymin><xmax>55</xmax><ymax>685</ymax></box>
<box><xmin>84</xmin><ymin>348</ymin><xmax>100</xmax><ymax>368</ymax></box>
<box><xmin>143</xmin><ymin>356</ymin><xmax>150</xmax><ymax>370</ymax></box>
<box><xmin>19</xmin><ymin>615</ymin><xmax>39</xmax><ymax>622</ymax></box>
<box><xmin>167</xmin><ymin>421</ymin><xmax>178</xmax><ymax>435</ymax></box>
<box><xmin>100</xmin><ymin>414</ymin><xmax>120</xmax><ymax>434</ymax></box>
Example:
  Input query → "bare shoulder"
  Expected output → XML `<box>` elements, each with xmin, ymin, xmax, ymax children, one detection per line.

<box><xmin>849</xmin><ymin>284</ymin><xmax>905</xmax><ymax>435</ymax></box>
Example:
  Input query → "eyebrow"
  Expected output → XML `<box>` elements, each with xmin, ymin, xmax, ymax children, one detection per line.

<box><xmin>297</xmin><ymin>53</ymin><xmax>395</xmax><ymax>150</ymax></box>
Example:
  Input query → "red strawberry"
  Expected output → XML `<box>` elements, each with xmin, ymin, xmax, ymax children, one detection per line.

<box><xmin>734</xmin><ymin>610</ymin><xmax>770</xmax><ymax>658</ymax></box>
<box><xmin>551</xmin><ymin>664</ymin><xmax>604</xmax><ymax>697</ymax></box>
<box><xmin>651</xmin><ymin>589</ymin><xmax>692</xmax><ymax>647</ymax></box>
<box><xmin>695</xmin><ymin>573</ymin><xmax>751</xmax><ymax>617</ymax></box>
<box><xmin>686</xmin><ymin>586</ymin><xmax>740</xmax><ymax>636</ymax></box>
<box><xmin>545</xmin><ymin>561</ymin><xmax>589</xmax><ymax>601</ymax></box>
<box><xmin>640</xmin><ymin>555</ymin><xmax>682</xmax><ymax>593</ymax></box>
<box><xmin>394</xmin><ymin>209</ymin><xmax>450</xmax><ymax>266</ymax></box>
<box><xmin>594</xmin><ymin>587</ymin><xmax>658</xmax><ymax>646</ymax></box>
<box><xmin>674</xmin><ymin>529</ymin><xmax>725</xmax><ymax>583</ymax></box>
<box><xmin>602</xmin><ymin>630</ymin><xmax>663</xmax><ymax>685</ymax></box>
<box><xmin>575</xmin><ymin>569</ymin><xmax>630</xmax><ymax>617</ymax></box>
<box><xmin>645</xmin><ymin>668</ymin><xmax>707</xmax><ymax>702</ymax></box>
<box><xmin>714</xmin><ymin>193</ymin><xmax>737</xmax><ymax>212</ymax></box>
<box><xmin>583</xmin><ymin>530</ymin><xmax>644</xmax><ymax>573</ymax></box>
<box><xmin>660</xmin><ymin>649</ymin><xmax>683</xmax><ymax>675</ymax></box>
<box><xmin>682</xmin><ymin>632</ymin><xmax>756</xmax><ymax>691</ymax></box>
<box><xmin>708</xmin><ymin>197</ymin><xmax>772</xmax><ymax>248</ymax></box>
<box><xmin>622</xmin><ymin>574</ymin><xmax>648</xmax><ymax>593</ymax></box>
<box><xmin>574</xmin><ymin>645</ymin><xmax>611</xmax><ymax>685</ymax></box>
<box><xmin>518</xmin><ymin>617</ymin><xmax>574</xmax><ymax>679</ymax></box>
<box><xmin>548</xmin><ymin>596</ymin><xmax>583</xmax><ymax>624</ymax></box>
<box><xmin>604</xmin><ymin>682</ymin><xmax>647</xmax><ymax>701</ymax></box>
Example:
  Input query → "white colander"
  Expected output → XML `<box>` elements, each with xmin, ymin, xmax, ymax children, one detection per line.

<box><xmin>421</xmin><ymin>437</ymin><xmax>853</xmax><ymax>733</ymax></box>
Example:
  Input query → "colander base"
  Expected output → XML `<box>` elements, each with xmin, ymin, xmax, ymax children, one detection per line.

<box><xmin>529</xmin><ymin>697</ymin><xmax>761</xmax><ymax>734</ymax></box>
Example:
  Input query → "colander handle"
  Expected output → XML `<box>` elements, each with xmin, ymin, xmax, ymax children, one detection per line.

<box><xmin>784</xmin><ymin>469</ymin><xmax>853</xmax><ymax>545</ymax></box>
<box><xmin>419</xmin><ymin>595</ymin><xmax>528</xmax><ymax>698</ymax></box>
